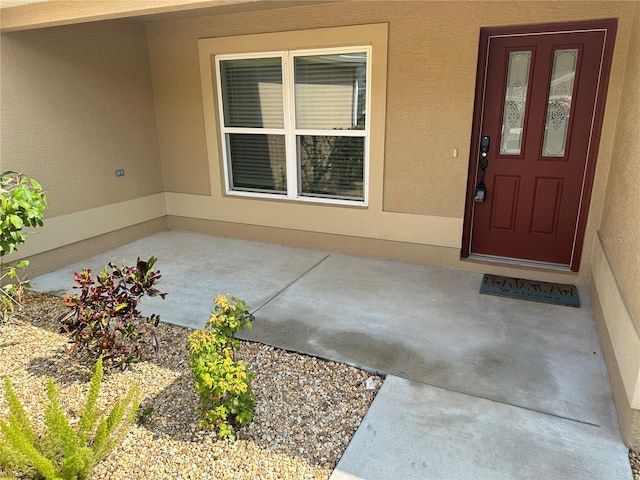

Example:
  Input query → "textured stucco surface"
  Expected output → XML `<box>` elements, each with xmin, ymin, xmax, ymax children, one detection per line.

<box><xmin>592</xmin><ymin>3</ymin><xmax>640</xmax><ymax>448</ymax></box>
<box><xmin>0</xmin><ymin>0</ymin><xmax>637</xmax><ymax>450</ymax></box>
<box><xmin>599</xmin><ymin>3</ymin><xmax>640</xmax><ymax>324</ymax></box>
<box><xmin>146</xmin><ymin>0</ymin><xmax>634</xmax><ymax>219</ymax></box>
<box><xmin>0</xmin><ymin>1</ymin><xmax>636</xmax><ymax>282</ymax></box>
<box><xmin>592</xmin><ymin>264</ymin><xmax>640</xmax><ymax>450</ymax></box>
<box><xmin>0</xmin><ymin>21</ymin><xmax>163</xmax><ymax>218</ymax></box>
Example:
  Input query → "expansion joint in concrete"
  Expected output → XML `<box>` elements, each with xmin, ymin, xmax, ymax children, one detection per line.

<box><xmin>252</xmin><ymin>254</ymin><xmax>331</xmax><ymax>314</ymax></box>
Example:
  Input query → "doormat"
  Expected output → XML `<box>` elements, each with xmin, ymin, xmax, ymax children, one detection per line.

<box><xmin>480</xmin><ymin>274</ymin><xmax>580</xmax><ymax>307</ymax></box>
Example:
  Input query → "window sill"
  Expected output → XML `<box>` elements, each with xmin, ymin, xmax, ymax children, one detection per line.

<box><xmin>224</xmin><ymin>190</ymin><xmax>369</xmax><ymax>209</ymax></box>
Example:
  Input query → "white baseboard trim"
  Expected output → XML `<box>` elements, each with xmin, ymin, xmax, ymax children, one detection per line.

<box><xmin>3</xmin><ymin>193</ymin><xmax>167</xmax><ymax>261</ymax></box>
<box><xmin>164</xmin><ymin>192</ymin><xmax>463</xmax><ymax>248</ymax></box>
<box><xmin>591</xmin><ymin>231</ymin><xmax>640</xmax><ymax>409</ymax></box>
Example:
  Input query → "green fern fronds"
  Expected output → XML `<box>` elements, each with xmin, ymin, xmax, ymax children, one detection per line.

<box><xmin>0</xmin><ymin>357</ymin><xmax>140</xmax><ymax>480</ymax></box>
<box><xmin>1</xmin><ymin>378</ymin><xmax>36</xmax><ymax>446</ymax></box>
<box><xmin>43</xmin><ymin>380</ymin><xmax>93</xmax><ymax>479</ymax></box>
<box><xmin>92</xmin><ymin>383</ymin><xmax>140</xmax><ymax>464</ymax></box>
<box><xmin>78</xmin><ymin>357</ymin><xmax>104</xmax><ymax>444</ymax></box>
<box><xmin>0</xmin><ymin>437</ymin><xmax>25</xmax><ymax>473</ymax></box>
<box><xmin>0</xmin><ymin>378</ymin><xmax>50</xmax><ymax>478</ymax></box>
<box><xmin>0</xmin><ymin>419</ymin><xmax>59</xmax><ymax>479</ymax></box>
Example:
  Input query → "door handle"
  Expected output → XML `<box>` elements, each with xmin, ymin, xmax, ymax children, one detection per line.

<box><xmin>475</xmin><ymin>136</ymin><xmax>490</xmax><ymax>203</ymax></box>
<box><xmin>479</xmin><ymin>135</ymin><xmax>490</xmax><ymax>169</ymax></box>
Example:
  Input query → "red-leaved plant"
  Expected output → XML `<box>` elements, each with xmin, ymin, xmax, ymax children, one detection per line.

<box><xmin>58</xmin><ymin>257</ymin><xmax>167</xmax><ymax>369</ymax></box>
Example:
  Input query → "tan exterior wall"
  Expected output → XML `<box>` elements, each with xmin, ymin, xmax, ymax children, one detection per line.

<box><xmin>592</xmin><ymin>239</ymin><xmax>640</xmax><ymax>450</ymax></box>
<box><xmin>0</xmin><ymin>0</ymin><xmax>637</xmax><ymax>447</ymax></box>
<box><xmin>0</xmin><ymin>1</ymin><xmax>634</xmax><ymax>282</ymax></box>
<box><xmin>599</xmin><ymin>4</ymin><xmax>640</xmax><ymax>326</ymax></box>
<box><xmin>591</xmin><ymin>2</ymin><xmax>640</xmax><ymax>448</ymax></box>
<box><xmin>0</xmin><ymin>0</ymin><xmax>640</xmax><ymax>449</ymax></box>
<box><xmin>1</xmin><ymin>20</ymin><xmax>164</xmax><ymax>217</ymax></box>
<box><xmin>1</xmin><ymin>20</ymin><xmax>166</xmax><ymax>265</ymax></box>
<box><xmin>146</xmin><ymin>1</ymin><xmax>635</xmax><ymax>284</ymax></box>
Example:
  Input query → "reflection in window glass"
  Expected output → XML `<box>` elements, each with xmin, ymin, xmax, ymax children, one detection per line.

<box><xmin>216</xmin><ymin>48</ymin><xmax>369</xmax><ymax>203</ymax></box>
<box><xmin>297</xmin><ymin>135</ymin><xmax>364</xmax><ymax>200</ymax></box>
<box><xmin>228</xmin><ymin>133</ymin><xmax>286</xmax><ymax>193</ymax></box>
<box><xmin>294</xmin><ymin>53</ymin><xmax>367</xmax><ymax>130</ymax></box>
<box><xmin>220</xmin><ymin>57</ymin><xmax>284</xmax><ymax>129</ymax></box>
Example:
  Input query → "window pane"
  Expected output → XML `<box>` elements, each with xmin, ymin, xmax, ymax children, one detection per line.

<box><xmin>542</xmin><ymin>49</ymin><xmax>578</xmax><ymax>157</ymax></box>
<box><xmin>228</xmin><ymin>133</ymin><xmax>286</xmax><ymax>193</ymax></box>
<box><xmin>220</xmin><ymin>57</ymin><xmax>283</xmax><ymax>128</ymax></box>
<box><xmin>295</xmin><ymin>53</ymin><xmax>367</xmax><ymax>130</ymax></box>
<box><xmin>297</xmin><ymin>135</ymin><xmax>364</xmax><ymax>200</ymax></box>
<box><xmin>499</xmin><ymin>51</ymin><xmax>531</xmax><ymax>155</ymax></box>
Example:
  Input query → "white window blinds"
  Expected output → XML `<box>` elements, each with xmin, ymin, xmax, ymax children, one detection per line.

<box><xmin>294</xmin><ymin>53</ymin><xmax>367</xmax><ymax>130</ymax></box>
<box><xmin>220</xmin><ymin>57</ymin><xmax>284</xmax><ymax>129</ymax></box>
<box><xmin>217</xmin><ymin>48</ymin><xmax>369</xmax><ymax>203</ymax></box>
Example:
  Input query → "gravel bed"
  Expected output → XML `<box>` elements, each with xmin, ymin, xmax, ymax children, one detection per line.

<box><xmin>0</xmin><ymin>292</ymin><xmax>382</xmax><ymax>479</ymax></box>
<box><xmin>631</xmin><ymin>450</ymin><xmax>640</xmax><ymax>480</ymax></box>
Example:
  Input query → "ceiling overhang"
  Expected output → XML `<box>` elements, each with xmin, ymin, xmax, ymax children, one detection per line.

<box><xmin>0</xmin><ymin>0</ymin><xmax>337</xmax><ymax>33</ymax></box>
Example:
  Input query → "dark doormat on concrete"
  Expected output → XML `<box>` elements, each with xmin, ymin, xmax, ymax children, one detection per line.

<box><xmin>480</xmin><ymin>274</ymin><xmax>580</xmax><ymax>307</ymax></box>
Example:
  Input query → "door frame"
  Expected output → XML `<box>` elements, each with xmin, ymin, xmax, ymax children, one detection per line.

<box><xmin>461</xmin><ymin>18</ymin><xmax>617</xmax><ymax>272</ymax></box>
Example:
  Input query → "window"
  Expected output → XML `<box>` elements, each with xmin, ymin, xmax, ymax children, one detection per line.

<box><xmin>216</xmin><ymin>47</ymin><xmax>370</xmax><ymax>204</ymax></box>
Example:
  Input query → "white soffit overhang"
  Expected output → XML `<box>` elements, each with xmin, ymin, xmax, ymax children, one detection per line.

<box><xmin>0</xmin><ymin>0</ymin><xmax>338</xmax><ymax>32</ymax></box>
<box><xmin>1</xmin><ymin>0</ymin><xmax>50</xmax><ymax>7</ymax></box>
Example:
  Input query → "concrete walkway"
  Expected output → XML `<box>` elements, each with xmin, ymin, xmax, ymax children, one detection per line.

<box><xmin>30</xmin><ymin>231</ymin><xmax>631</xmax><ymax>479</ymax></box>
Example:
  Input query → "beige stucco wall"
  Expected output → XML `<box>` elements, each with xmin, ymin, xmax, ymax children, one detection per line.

<box><xmin>0</xmin><ymin>20</ymin><xmax>166</xmax><ymax>262</ymax></box>
<box><xmin>591</xmin><ymin>1</ymin><xmax>640</xmax><ymax>449</ymax></box>
<box><xmin>599</xmin><ymin>5</ymin><xmax>640</xmax><ymax>326</ymax></box>
<box><xmin>1</xmin><ymin>20</ymin><xmax>164</xmax><ymax>217</ymax></box>
<box><xmin>0</xmin><ymin>0</ymin><xmax>637</xmax><ymax>446</ymax></box>
<box><xmin>146</xmin><ymin>0</ymin><xmax>634</xmax><ymax>283</ymax></box>
<box><xmin>0</xmin><ymin>1</ymin><xmax>633</xmax><ymax>278</ymax></box>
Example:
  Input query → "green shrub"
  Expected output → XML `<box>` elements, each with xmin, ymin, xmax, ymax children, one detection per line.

<box><xmin>58</xmin><ymin>257</ymin><xmax>167</xmax><ymax>369</ymax></box>
<box><xmin>0</xmin><ymin>171</ymin><xmax>48</xmax><ymax>322</ymax></box>
<box><xmin>0</xmin><ymin>171</ymin><xmax>47</xmax><ymax>257</ymax></box>
<box><xmin>188</xmin><ymin>295</ymin><xmax>256</xmax><ymax>440</ymax></box>
<box><xmin>0</xmin><ymin>357</ymin><xmax>140</xmax><ymax>480</ymax></box>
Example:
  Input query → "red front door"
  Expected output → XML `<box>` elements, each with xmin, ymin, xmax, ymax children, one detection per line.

<box><xmin>463</xmin><ymin>20</ymin><xmax>617</xmax><ymax>271</ymax></box>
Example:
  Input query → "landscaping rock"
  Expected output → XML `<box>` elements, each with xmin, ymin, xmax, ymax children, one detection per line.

<box><xmin>0</xmin><ymin>292</ymin><xmax>382</xmax><ymax>480</ymax></box>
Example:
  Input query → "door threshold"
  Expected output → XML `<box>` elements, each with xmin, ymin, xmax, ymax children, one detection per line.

<box><xmin>466</xmin><ymin>253</ymin><xmax>572</xmax><ymax>272</ymax></box>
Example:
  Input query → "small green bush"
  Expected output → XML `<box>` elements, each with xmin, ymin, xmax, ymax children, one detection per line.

<box><xmin>0</xmin><ymin>171</ymin><xmax>48</xmax><ymax>322</ymax></box>
<box><xmin>188</xmin><ymin>295</ymin><xmax>256</xmax><ymax>440</ymax></box>
<box><xmin>0</xmin><ymin>171</ymin><xmax>47</xmax><ymax>257</ymax></box>
<box><xmin>58</xmin><ymin>257</ymin><xmax>167</xmax><ymax>369</ymax></box>
<box><xmin>0</xmin><ymin>357</ymin><xmax>140</xmax><ymax>480</ymax></box>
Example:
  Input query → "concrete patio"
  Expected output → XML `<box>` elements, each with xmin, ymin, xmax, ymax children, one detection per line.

<box><xmin>30</xmin><ymin>230</ymin><xmax>631</xmax><ymax>479</ymax></box>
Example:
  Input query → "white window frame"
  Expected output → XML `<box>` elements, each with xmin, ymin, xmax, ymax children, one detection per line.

<box><xmin>215</xmin><ymin>46</ymin><xmax>371</xmax><ymax>206</ymax></box>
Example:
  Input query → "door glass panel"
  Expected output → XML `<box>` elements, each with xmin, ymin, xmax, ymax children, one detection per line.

<box><xmin>542</xmin><ymin>49</ymin><xmax>578</xmax><ymax>157</ymax></box>
<box><xmin>499</xmin><ymin>51</ymin><xmax>531</xmax><ymax>155</ymax></box>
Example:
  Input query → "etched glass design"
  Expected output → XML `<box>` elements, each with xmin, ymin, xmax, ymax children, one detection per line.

<box><xmin>542</xmin><ymin>49</ymin><xmax>578</xmax><ymax>157</ymax></box>
<box><xmin>499</xmin><ymin>51</ymin><xmax>531</xmax><ymax>155</ymax></box>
